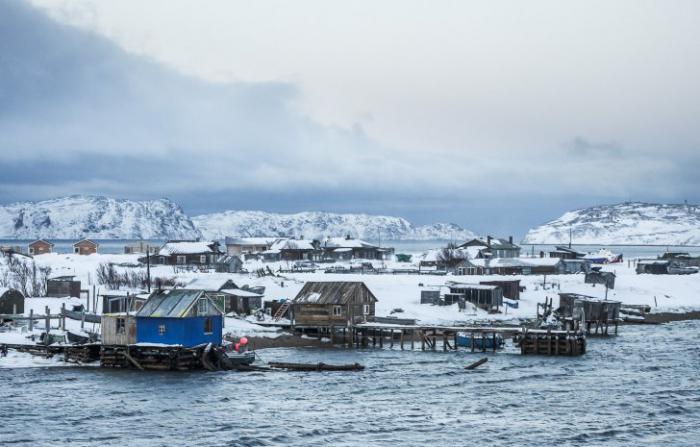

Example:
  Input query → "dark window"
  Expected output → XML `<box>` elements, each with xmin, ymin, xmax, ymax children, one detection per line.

<box><xmin>116</xmin><ymin>318</ymin><xmax>126</xmax><ymax>334</ymax></box>
<box><xmin>204</xmin><ymin>318</ymin><xmax>213</xmax><ymax>334</ymax></box>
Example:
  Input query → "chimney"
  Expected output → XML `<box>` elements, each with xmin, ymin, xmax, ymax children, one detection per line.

<box><xmin>487</xmin><ymin>235</ymin><xmax>492</xmax><ymax>247</ymax></box>
<box><xmin>509</xmin><ymin>236</ymin><xmax>513</xmax><ymax>244</ymax></box>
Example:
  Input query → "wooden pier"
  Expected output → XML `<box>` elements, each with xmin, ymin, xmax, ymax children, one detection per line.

<box><xmin>292</xmin><ymin>323</ymin><xmax>586</xmax><ymax>356</ymax></box>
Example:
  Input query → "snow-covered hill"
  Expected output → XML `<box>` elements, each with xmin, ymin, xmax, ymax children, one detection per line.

<box><xmin>192</xmin><ymin>210</ymin><xmax>476</xmax><ymax>241</ymax></box>
<box><xmin>0</xmin><ymin>195</ymin><xmax>201</xmax><ymax>239</ymax></box>
<box><xmin>523</xmin><ymin>202</ymin><xmax>700</xmax><ymax>245</ymax></box>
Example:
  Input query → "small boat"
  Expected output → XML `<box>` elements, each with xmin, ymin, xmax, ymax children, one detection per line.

<box><xmin>584</xmin><ymin>249</ymin><xmax>623</xmax><ymax>264</ymax></box>
<box><xmin>456</xmin><ymin>333</ymin><xmax>504</xmax><ymax>350</ymax></box>
<box><xmin>223</xmin><ymin>351</ymin><xmax>256</xmax><ymax>367</ymax></box>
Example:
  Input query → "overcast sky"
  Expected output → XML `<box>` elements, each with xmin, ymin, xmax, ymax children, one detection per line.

<box><xmin>1</xmin><ymin>0</ymin><xmax>699</xmax><ymax>236</ymax></box>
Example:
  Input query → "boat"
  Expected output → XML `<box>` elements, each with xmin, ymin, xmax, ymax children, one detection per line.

<box><xmin>224</xmin><ymin>350</ymin><xmax>256</xmax><ymax>367</ymax></box>
<box><xmin>583</xmin><ymin>248</ymin><xmax>623</xmax><ymax>264</ymax></box>
<box><xmin>456</xmin><ymin>333</ymin><xmax>505</xmax><ymax>350</ymax></box>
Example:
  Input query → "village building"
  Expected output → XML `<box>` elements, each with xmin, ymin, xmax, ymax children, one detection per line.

<box><xmin>123</xmin><ymin>241</ymin><xmax>160</xmax><ymax>255</ymax></box>
<box><xmin>224</xmin><ymin>237</ymin><xmax>279</xmax><ymax>256</ymax></box>
<box><xmin>184</xmin><ymin>277</ymin><xmax>262</xmax><ymax>315</ymax></box>
<box><xmin>151</xmin><ymin>240</ymin><xmax>223</xmax><ymax>266</ymax></box>
<box><xmin>134</xmin><ymin>289</ymin><xmax>224</xmax><ymax>347</ymax></box>
<box><xmin>458</xmin><ymin>236</ymin><xmax>521</xmax><ymax>259</ymax></box>
<box><xmin>101</xmin><ymin>292</ymin><xmax>149</xmax><ymax>314</ymax></box>
<box><xmin>0</xmin><ymin>288</ymin><xmax>24</xmax><ymax>316</ymax></box>
<box><xmin>479</xmin><ymin>279</ymin><xmax>521</xmax><ymax>300</ymax></box>
<box><xmin>291</xmin><ymin>281</ymin><xmax>377</xmax><ymax>327</ymax></box>
<box><xmin>445</xmin><ymin>282</ymin><xmax>503</xmax><ymax>312</ymax></box>
<box><xmin>101</xmin><ymin>314</ymin><xmax>137</xmax><ymax>345</ymax></box>
<box><xmin>28</xmin><ymin>239</ymin><xmax>54</xmax><ymax>256</ymax></box>
<box><xmin>549</xmin><ymin>246</ymin><xmax>585</xmax><ymax>260</ymax></box>
<box><xmin>46</xmin><ymin>275</ymin><xmax>82</xmax><ymax>298</ymax></box>
<box><xmin>73</xmin><ymin>239</ymin><xmax>99</xmax><ymax>255</ymax></box>
<box><xmin>321</xmin><ymin>236</ymin><xmax>394</xmax><ymax>260</ymax></box>
<box><xmin>456</xmin><ymin>257</ymin><xmax>565</xmax><ymax>275</ymax></box>
<box><xmin>213</xmin><ymin>255</ymin><xmax>244</xmax><ymax>273</ymax></box>
<box><xmin>262</xmin><ymin>238</ymin><xmax>320</xmax><ymax>262</ymax></box>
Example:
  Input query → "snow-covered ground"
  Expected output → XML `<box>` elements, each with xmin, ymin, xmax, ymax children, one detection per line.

<box><xmin>2</xmin><ymin>251</ymin><xmax>699</xmax><ymax>368</ymax></box>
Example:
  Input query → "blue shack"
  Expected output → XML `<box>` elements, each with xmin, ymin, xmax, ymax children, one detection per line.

<box><xmin>135</xmin><ymin>289</ymin><xmax>224</xmax><ymax>347</ymax></box>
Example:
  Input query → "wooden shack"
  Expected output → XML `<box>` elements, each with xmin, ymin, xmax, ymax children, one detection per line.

<box><xmin>28</xmin><ymin>239</ymin><xmax>54</xmax><ymax>256</ymax></box>
<box><xmin>101</xmin><ymin>293</ymin><xmax>148</xmax><ymax>314</ymax></box>
<box><xmin>101</xmin><ymin>314</ymin><xmax>137</xmax><ymax>345</ymax></box>
<box><xmin>46</xmin><ymin>276</ymin><xmax>82</xmax><ymax>298</ymax></box>
<box><xmin>73</xmin><ymin>239</ymin><xmax>99</xmax><ymax>255</ymax></box>
<box><xmin>0</xmin><ymin>288</ymin><xmax>24</xmax><ymax>315</ymax></box>
<box><xmin>636</xmin><ymin>260</ymin><xmax>669</xmax><ymax>274</ymax></box>
<box><xmin>585</xmin><ymin>271</ymin><xmax>616</xmax><ymax>289</ymax></box>
<box><xmin>480</xmin><ymin>279</ymin><xmax>521</xmax><ymax>300</ymax></box>
<box><xmin>558</xmin><ymin>293</ymin><xmax>621</xmax><ymax>335</ymax></box>
<box><xmin>291</xmin><ymin>281</ymin><xmax>377</xmax><ymax>326</ymax></box>
<box><xmin>446</xmin><ymin>282</ymin><xmax>503</xmax><ymax>312</ymax></box>
<box><xmin>151</xmin><ymin>240</ymin><xmax>222</xmax><ymax>266</ymax></box>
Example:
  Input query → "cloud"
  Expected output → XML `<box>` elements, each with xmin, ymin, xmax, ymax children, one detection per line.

<box><xmin>566</xmin><ymin>137</ymin><xmax>623</xmax><ymax>158</ymax></box>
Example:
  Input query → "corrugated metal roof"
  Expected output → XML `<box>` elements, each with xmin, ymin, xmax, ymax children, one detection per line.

<box><xmin>293</xmin><ymin>282</ymin><xmax>378</xmax><ymax>305</ymax></box>
<box><xmin>136</xmin><ymin>289</ymin><xmax>204</xmax><ymax>318</ymax></box>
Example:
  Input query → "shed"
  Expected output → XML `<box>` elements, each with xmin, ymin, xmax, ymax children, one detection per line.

<box><xmin>0</xmin><ymin>288</ymin><xmax>24</xmax><ymax>315</ymax></box>
<box><xmin>214</xmin><ymin>255</ymin><xmax>243</xmax><ymax>273</ymax></box>
<box><xmin>73</xmin><ymin>239</ymin><xmax>99</xmax><ymax>255</ymax></box>
<box><xmin>558</xmin><ymin>293</ymin><xmax>621</xmax><ymax>322</ymax></box>
<box><xmin>585</xmin><ymin>271</ymin><xmax>616</xmax><ymax>289</ymax></box>
<box><xmin>446</xmin><ymin>282</ymin><xmax>503</xmax><ymax>312</ymax></box>
<box><xmin>46</xmin><ymin>276</ymin><xmax>82</xmax><ymax>298</ymax></box>
<box><xmin>291</xmin><ymin>281</ymin><xmax>377</xmax><ymax>326</ymax></box>
<box><xmin>135</xmin><ymin>289</ymin><xmax>224</xmax><ymax>347</ymax></box>
<box><xmin>636</xmin><ymin>260</ymin><xmax>669</xmax><ymax>274</ymax></box>
<box><xmin>480</xmin><ymin>279</ymin><xmax>521</xmax><ymax>300</ymax></box>
<box><xmin>101</xmin><ymin>314</ymin><xmax>137</xmax><ymax>345</ymax></box>
<box><xmin>28</xmin><ymin>239</ymin><xmax>54</xmax><ymax>256</ymax></box>
<box><xmin>420</xmin><ymin>289</ymin><xmax>441</xmax><ymax>305</ymax></box>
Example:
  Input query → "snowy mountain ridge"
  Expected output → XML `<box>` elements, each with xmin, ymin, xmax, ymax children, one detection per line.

<box><xmin>192</xmin><ymin>210</ymin><xmax>476</xmax><ymax>241</ymax></box>
<box><xmin>0</xmin><ymin>196</ymin><xmax>476</xmax><ymax>241</ymax></box>
<box><xmin>523</xmin><ymin>202</ymin><xmax>700</xmax><ymax>245</ymax></box>
<box><xmin>0</xmin><ymin>195</ymin><xmax>201</xmax><ymax>240</ymax></box>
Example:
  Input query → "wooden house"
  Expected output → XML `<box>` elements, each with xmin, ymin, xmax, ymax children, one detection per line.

<box><xmin>584</xmin><ymin>271</ymin><xmax>616</xmax><ymax>289</ymax></box>
<box><xmin>0</xmin><ymin>288</ymin><xmax>24</xmax><ymax>315</ymax></box>
<box><xmin>123</xmin><ymin>241</ymin><xmax>159</xmax><ymax>255</ymax></box>
<box><xmin>101</xmin><ymin>292</ymin><xmax>148</xmax><ymax>314</ymax></box>
<box><xmin>135</xmin><ymin>289</ymin><xmax>224</xmax><ymax>347</ymax></box>
<box><xmin>213</xmin><ymin>255</ymin><xmax>243</xmax><ymax>273</ymax></box>
<box><xmin>549</xmin><ymin>246</ymin><xmax>585</xmax><ymax>260</ymax></box>
<box><xmin>151</xmin><ymin>240</ymin><xmax>223</xmax><ymax>266</ymax></box>
<box><xmin>558</xmin><ymin>293</ymin><xmax>621</xmax><ymax>322</ymax></box>
<box><xmin>291</xmin><ymin>281</ymin><xmax>377</xmax><ymax>326</ymax></box>
<box><xmin>321</xmin><ymin>236</ymin><xmax>394</xmax><ymax>261</ymax></box>
<box><xmin>46</xmin><ymin>276</ymin><xmax>82</xmax><ymax>298</ymax></box>
<box><xmin>224</xmin><ymin>237</ymin><xmax>278</xmax><ymax>256</ymax></box>
<box><xmin>263</xmin><ymin>238</ymin><xmax>320</xmax><ymax>262</ymax></box>
<box><xmin>459</xmin><ymin>257</ymin><xmax>565</xmax><ymax>275</ymax></box>
<box><xmin>458</xmin><ymin>236</ymin><xmax>520</xmax><ymax>259</ymax></box>
<box><xmin>73</xmin><ymin>239</ymin><xmax>99</xmax><ymax>255</ymax></box>
<box><xmin>28</xmin><ymin>239</ymin><xmax>54</xmax><ymax>256</ymax></box>
<box><xmin>184</xmin><ymin>277</ymin><xmax>263</xmax><ymax>315</ymax></box>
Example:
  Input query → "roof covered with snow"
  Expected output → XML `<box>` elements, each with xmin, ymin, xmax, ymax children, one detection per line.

<box><xmin>158</xmin><ymin>241</ymin><xmax>219</xmax><ymax>256</ymax></box>
<box><xmin>186</xmin><ymin>277</ymin><xmax>238</xmax><ymax>291</ymax></box>
<box><xmin>293</xmin><ymin>281</ymin><xmax>378</xmax><ymax>305</ymax></box>
<box><xmin>323</xmin><ymin>237</ymin><xmax>378</xmax><ymax>249</ymax></box>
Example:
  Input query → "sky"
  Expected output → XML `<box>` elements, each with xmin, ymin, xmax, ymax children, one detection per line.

<box><xmin>1</xmin><ymin>0</ymin><xmax>699</xmax><ymax>237</ymax></box>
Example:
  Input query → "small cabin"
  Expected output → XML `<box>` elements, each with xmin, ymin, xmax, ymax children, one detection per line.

<box><xmin>214</xmin><ymin>255</ymin><xmax>243</xmax><ymax>273</ymax></box>
<box><xmin>73</xmin><ymin>239</ymin><xmax>99</xmax><ymax>255</ymax></box>
<box><xmin>446</xmin><ymin>282</ymin><xmax>503</xmax><ymax>312</ymax></box>
<box><xmin>135</xmin><ymin>289</ymin><xmax>224</xmax><ymax>347</ymax></box>
<box><xmin>558</xmin><ymin>293</ymin><xmax>621</xmax><ymax>322</ymax></box>
<box><xmin>0</xmin><ymin>288</ymin><xmax>24</xmax><ymax>316</ymax></box>
<box><xmin>480</xmin><ymin>279</ymin><xmax>521</xmax><ymax>300</ymax></box>
<box><xmin>585</xmin><ymin>271</ymin><xmax>616</xmax><ymax>289</ymax></box>
<box><xmin>101</xmin><ymin>314</ymin><xmax>137</xmax><ymax>345</ymax></box>
<box><xmin>151</xmin><ymin>241</ymin><xmax>223</xmax><ymax>266</ymax></box>
<box><xmin>291</xmin><ymin>281</ymin><xmax>377</xmax><ymax>326</ymax></box>
<box><xmin>28</xmin><ymin>239</ymin><xmax>54</xmax><ymax>256</ymax></box>
<box><xmin>46</xmin><ymin>276</ymin><xmax>82</xmax><ymax>298</ymax></box>
<box><xmin>636</xmin><ymin>260</ymin><xmax>669</xmax><ymax>274</ymax></box>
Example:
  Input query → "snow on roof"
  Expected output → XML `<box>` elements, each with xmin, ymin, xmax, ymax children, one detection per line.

<box><xmin>220</xmin><ymin>289</ymin><xmax>263</xmax><ymax>298</ymax></box>
<box><xmin>446</xmin><ymin>283</ymin><xmax>500</xmax><ymax>291</ymax></box>
<box><xmin>323</xmin><ymin>237</ymin><xmax>378</xmax><ymax>249</ymax></box>
<box><xmin>269</xmin><ymin>239</ymin><xmax>316</xmax><ymax>251</ymax></box>
<box><xmin>469</xmin><ymin>257</ymin><xmax>562</xmax><ymax>268</ymax></box>
<box><xmin>225</xmin><ymin>237</ymin><xmax>278</xmax><ymax>246</ymax></box>
<box><xmin>159</xmin><ymin>241</ymin><xmax>218</xmax><ymax>256</ymax></box>
<box><xmin>186</xmin><ymin>277</ymin><xmax>237</xmax><ymax>291</ymax></box>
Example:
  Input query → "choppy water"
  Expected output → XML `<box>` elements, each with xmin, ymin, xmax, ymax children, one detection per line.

<box><xmin>2</xmin><ymin>321</ymin><xmax>700</xmax><ymax>446</ymax></box>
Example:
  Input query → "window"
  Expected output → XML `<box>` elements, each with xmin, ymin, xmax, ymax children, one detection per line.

<box><xmin>363</xmin><ymin>304</ymin><xmax>370</xmax><ymax>315</ymax></box>
<box><xmin>200</xmin><ymin>255</ymin><xmax>207</xmax><ymax>264</ymax></box>
<box><xmin>333</xmin><ymin>305</ymin><xmax>342</xmax><ymax>316</ymax></box>
<box><xmin>158</xmin><ymin>324</ymin><xmax>166</xmax><ymax>336</ymax></box>
<box><xmin>204</xmin><ymin>317</ymin><xmax>213</xmax><ymax>334</ymax></box>
<box><xmin>74</xmin><ymin>247</ymin><xmax>80</xmax><ymax>254</ymax></box>
<box><xmin>159</xmin><ymin>256</ymin><xmax>165</xmax><ymax>264</ymax></box>
<box><xmin>177</xmin><ymin>255</ymin><xmax>186</xmax><ymax>265</ymax></box>
<box><xmin>197</xmin><ymin>298</ymin><xmax>209</xmax><ymax>315</ymax></box>
<box><xmin>116</xmin><ymin>318</ymin><xmax>126</xmax><ymax>334</ymax></box>
<box><xmin>29</xmin><ymin>247</ymin><xmax>34</xmax><ymax>255</ymax></box>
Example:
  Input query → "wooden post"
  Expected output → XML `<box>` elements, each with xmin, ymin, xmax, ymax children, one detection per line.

<box><xmin>28</xmin><ymin>309</ymin><xmax>34</xmax><ymax>332</ymax></box>
<box><xmin>400</xmin><ymin>330</ymin><xmax>404</xmax><ymax>350</ymax></box>
<box><xmin>390</xmin><ymin>329</ymin><xmax>394</xmax><ymax>348</ymax></box>
<box><xmin>379</xmin><ymin>329</ymin><xmax>383</xmax><ymax>348</ymax></box>
<box><xmin>492</xmin><ymin>332</ymin><xmax>497</xmax><ymax>352</ymax></box>
<box><xmin>411</xmin><ymin>330</ymin><xmax>415</xmax><ymax>350</ymax></box>
<box><xmin>443</xmin><ymin>332</ymin><xmax>447</xmax><ymax>352</ymax></box>
<box><xmin>432</xmin><ymin>329</ymin><xmax>437</xmax><ymax>351</ymax></box>
<box><xmin>453</xmin><ymin>332</ymin><xmax>458</xmax><ymax>350</ymax></box>
<box><xmin>60</xmin><ymin>303</ymin><xmax>66</xmax><ymax>331</ymax></box>
<box><xmin>471</xmin><ymin>332</ymin><xmax>475</xmax><ymax>353</ymax></box>
<box><xmin>420</xmin><ymin>330</ymin><xmax>425</xmax><ymax>351</ymax></box>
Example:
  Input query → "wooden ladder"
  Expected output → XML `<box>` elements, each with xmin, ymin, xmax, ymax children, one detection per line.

<box><xmin>273</xmin><ymin>302</ymin><xmax>291</xmax><ymax>321</ymax></box>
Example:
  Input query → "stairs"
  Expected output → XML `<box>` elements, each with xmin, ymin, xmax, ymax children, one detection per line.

<box><xmin>273</xmin><ymin>301</ymin><xmax>291</xmax><ymax>321</ymax></box>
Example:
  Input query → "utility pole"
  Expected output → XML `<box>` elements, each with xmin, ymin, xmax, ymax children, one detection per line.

<box><xmin>146</xmin><ymin>245</ymin><xmax>151</xmax><ymax>293</ymax></box>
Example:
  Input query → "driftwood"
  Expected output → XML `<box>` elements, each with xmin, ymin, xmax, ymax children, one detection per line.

<box><xmin>268</xmin><ymin>362</ymin><xmax>365</xmax><ymax>372</ymax></box>
<box><xmin>465</xmin><ymin>357</ymin><xmax>488</xmax><ymax>370</ymax></box>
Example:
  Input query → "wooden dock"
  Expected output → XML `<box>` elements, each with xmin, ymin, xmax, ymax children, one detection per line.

<box><xmin>292</xmin><ymin>323</ymin><xmax>586</xmax><ymax>356</ymax></box>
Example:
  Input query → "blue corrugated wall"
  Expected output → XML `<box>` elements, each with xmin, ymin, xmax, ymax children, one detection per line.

<box><xmin>135</xmin><ymin>316</ymin><xmax>223</xmax><ymax>347</ymax></box>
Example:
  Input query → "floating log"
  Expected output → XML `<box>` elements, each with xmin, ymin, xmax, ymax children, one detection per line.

<box><xmin>268</xmin><ymin>362</ymin><xmax>364</xmax><ymax>372</ymax></box>
<box><xmin>465</xmin><ymin>357</ymin><xmax>488</xmax><ymax>370</ymax></box>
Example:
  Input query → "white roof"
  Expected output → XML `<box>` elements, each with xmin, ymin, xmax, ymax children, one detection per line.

<box><xmin>269</xmin><ymin>239</ymin><xmax>316</xmax><ymax>251</ymax></box>
<box><xmin>469</xmin><ymin>257</ymin><xmax>562</xmax><ymax>268</ymax></box>
<box><xmin>324</xmin><ymin>238</ymin><xmax>378</xmax><ymax>249</ymax></box>
<box><xmin>446</xmin><ymin>283</ymin><xmax>500</xmax><ymax>291</ymax></box>
<box><xmin>159</xmin><ymin>241</ymin><xmax>217</xmax><ymax>256</ymax></box>
<box><xmin>226</xmin><ymin>237</ymin><xmax>278</xmax><ymax>246</ymax></box>
<box><xmin>221</xmin><ymin>289</ymin><xmax>263</xmax><ymax>298</ymax></box>
<box><xmin>186</xmin><ymin>277</ymin><xmax>236</xmax><ymax>291</ymax></box>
